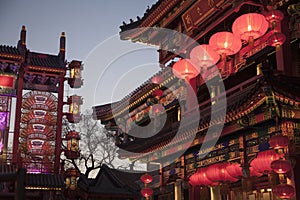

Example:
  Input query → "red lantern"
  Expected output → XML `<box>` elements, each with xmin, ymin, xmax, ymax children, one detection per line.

<box><xmin>225</xmin><ymin>163</ymin><xmax>244</xmax><ymax>178</ymax></box>
<box><xmin>232</xmin><ymin>13</ymin><xmax>269</xmax><ymax>43</ymax></box>
<box><xmin>209</xmin><ymin>32</ymin><xmax>242</xmax><ymax>57</ymax></box>
<box><xmin>273</xmin><ymin>184</ymin><xmax>295</xmax><ymax>199</ymax></box>
<box><xmin>271</xmin><ymin>159</ymin><xmax>292</xmax><ymax>174</ymax></box>
<box><xmin>189</xmin><ymin>173</ymin><xmax>198</xmax><ymax>186</ymax></box>
<box><xmin>152</xmin><ymin>89</ymin><xmax>163</xmax><ymax>98</ymax></box>
<box><xmin>267</xmin><ymin>32</ymin><xmax>286</xmax><ymax>50</ymax></box>
<box><xmin>190</xmin><ymin>44</ymin><xmax>220</xmax><ymax>71</ymax></box>
<box><xmin>250</xmin><ymin>150</ymin><xmax>281</xmax><ymax>174</ymax></box>
<box><xmin>172</xmin><ymin>59</ymin><xmax>200</xmax><ymax>81</ymax></box>
<box><xmin>249</xmin><ymin>166</ymin><xmax>263</xmax><ymax>177</ymax></box>
<box><xmin>141</xmin><ymin>173</ymin><xmax>153</xmax><ymax>184</ymax></box>
<box><xmin>269</xmin><ymin>134</ymin><xmax>289</xmax><ymax>149</ymax></box>
<box><xmin>264</xmin><ymin>9</ymin><xmax>284</xmax><ymax>32</ymax></box>
<box><xmin>151</xmin><ymin>75</ymin><xmax>163</xmax><ymax>85</ymax></box>
<box><xmin>141</xmin><ymin>187</ymin><xmax>153</xmax><ymax>197</ymax></box>
<box><xmin>206</xmin><ymin>163</ymin><xmax>238</xmax><ymax>183</ymax></box>
<box><xmin>189</xmin><ymin>167</ymin><xmax>217</xmax><ymax>186</ymax></box>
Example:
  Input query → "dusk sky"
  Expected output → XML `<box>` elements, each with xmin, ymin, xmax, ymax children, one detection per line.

<box><xmin>0</xmin><ymin>1</ymin><xmax>159</xmax><ymax>111</ymax></box>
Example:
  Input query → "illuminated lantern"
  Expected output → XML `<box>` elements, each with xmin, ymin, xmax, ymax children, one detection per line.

<box><xmin>141</xmin><ymin>173</ymin><xmax>153</xmax><ymax>184</ymax></box>
<box><xmin>267</xmin><ymin>32</ymin><xmax>286</xmax><ymax>51</ymax></box>
<box><xmin>225</xmin><ymin>163</ymin><xmax>244</xmax><ymax>178</ymax></box>
<box><xmin>141</xmin><ymin>187</ymin><xmax>153</xmax><ymax>198</ymax></box>
<box><xmin>172</xmin><ymin>59</ymin><xmax>200</xmax><ymax>81</ymax></box>
<box><xmin>209</xmin><ymin>31</ymin><xmax>242</xmax><ymax>61</ymax></box>
<box><xmin>65</xmin><ymin>131</ymin><xmax>80</xmax><ymax>159</ymax></box>
<box><xmin>206</xmin><ymin>163</ymin><xmax>238</xmax><ymax>183</ymax></box>
<box><xmin>189</xmin><ymin>173</ymin><xmax>198</xmax><ymax>186</ymax></box>
<box><xmin>249</xmin><ymin>166</ymin><xmax>263</xmax><ymax>177</ymax></box>
<box><xmin>189</xmin><ymin>167</ymin><xmax>217</xmax><ymax>186</ymax></box>
<box><xmin>152</xmin><ymin>89</ymin><xmax>163</xmax><ymax>98</ymax></box>
<box><xmin>269</xmin><ymin>134</ymin><xmax>289</xmax><ymax>149</ymax></box>
<box><xmin>65</xmin><ymin>168</ymin><xmax>80</xmax><ymax>190</ymax></box>
<box><xmin>68</xmin><ymin>60</ymin><xmax>83</xmax><ymax>88</ymax></box>
<box><xmin>273</xmin><ymin>184</ymin><xmax>295</xmax><ymax>199</ymax></box>
<box><xmin>250</xmin><ymin>150</ymin><xmax>281</xmax><ymax>174</ymax></box>
<box><xmin>232</xmin><ymin>13</ymin><xmax>268</xmax><ymax>44</ymax></box>
<box><xmin>66</xmin><ymin>95</ymin><xmax>83</xmax><ymax>123</ymax></box>
<box><xmin>190</xmin><ymin>44</ymin><xmax>220</xmax><ymax>71</ymax></box>
<box><xmin>151</xmin><ymin>75</ymin><xmax>163</xmax><ymax>85</ymax></box>
<box><xmin>264</xmin><ymin>9</ymin><xmax>284</xmax><ymax>32</ymax></box>
<box><xmin>271</xmin><ymin>159</ymin><xmax>292</xmax><ymax>174</ymax></box>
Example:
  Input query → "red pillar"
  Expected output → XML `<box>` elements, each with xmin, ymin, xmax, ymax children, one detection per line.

<box><xmin>54</xmin><ymin>73</ymin><xmax>65</xmax><ymax>173</ymax></box>
<box><xmin>12</xmin><ymin>67</ymin><xmax>24</xmax><ymax>164</ymax></box>
<box><xmin>294</xmin><ymin>155</ymin><xmax>300</xmax><ymax>199</ymax></box>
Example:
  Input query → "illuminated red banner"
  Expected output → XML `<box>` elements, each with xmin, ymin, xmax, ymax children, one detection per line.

<box><xmin>0</xmin><ymin>75</ymin><xmax>15</xmax><ymax>89</ymax></box>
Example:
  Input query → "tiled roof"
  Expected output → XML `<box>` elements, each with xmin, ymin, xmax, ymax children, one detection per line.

<box><xmin>93</xmin><ymin>67</ymin><xmax>173</xmax><ymax>121</ymax></box>
<box><xmin>0</xmin><ymin>45</ymin><xmax>21</xmax><ymax>55</ymax></box>
<box><xmin>26</xmin><ymin>173</ymin><xmax>65</xmax><ymax>190</ymax></box>
<box><xmin>120</xmin><ymin>0</ymin><xmax>160</xmax><ymax>32</ymax></box>
<box><xmin>78</xmin><ymin>164</ymin><xmax>141</xmax><ymax>197</ymax></box>
<box><xmin>27</xmin><ymin>52</ymin><xmax>65</xmax><ymax>69</ymax></box>
<box><xmin>0</xmin><ymin>164</ymin><xmax>18</xmax><ymax>179</ymax></box>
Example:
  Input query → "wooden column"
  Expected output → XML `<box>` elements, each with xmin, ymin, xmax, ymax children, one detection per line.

<box><xmin>54</xmin><ymin>72</ymin><xmax>65</xmax><ymax>173</ymax></box>
<box><xmin>175</xmin><ymin>180</ymin><xmax>182</xmax><ymax>200</ymax></box>
<box><xmin>12</xmin><ymin>67</ymin><xmax>24</xmax><ymax>164</ymax></box>
<box><xmin>15</xmin><ymin>168</ymin><xmax>25</xmax><ymax>200</ymax></box>
<box><xmin>210</xmin><ymin>186</ymin><xmax>221</xmax><ymax>200</ymax></box>
<box><xmin>293</xmin><ymin>155</ymin><xmax>300</xmax><ymax>200</ymax></box>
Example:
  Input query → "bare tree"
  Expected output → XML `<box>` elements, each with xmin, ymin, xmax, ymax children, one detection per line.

<box><xmin>62</xmin><ymin>109</ymin><xmax>118</xmax><ymax>178</ymax></box>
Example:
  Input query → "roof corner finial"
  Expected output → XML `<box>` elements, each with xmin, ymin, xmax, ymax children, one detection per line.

<box><xmin>59</xmin><ymin>31</ymin><xmax>66</xmax><ymax>61</ymax></box>
<box><xmin>20</xmin><ymin>25</ymin><xmax>26</xmax><ymax>47</ymax></box>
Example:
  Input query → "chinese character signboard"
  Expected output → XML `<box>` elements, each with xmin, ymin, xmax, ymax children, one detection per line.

<box><xmin>182</xmin><ymin>0</ymin><xmax>224</xmax><ymax>32</ymax></box>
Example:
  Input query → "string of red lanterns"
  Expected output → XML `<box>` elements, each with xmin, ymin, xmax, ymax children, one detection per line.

<box><xmin>141</xmin><ymin>173</ymin><xmax>153</xmax><ymax>200</ymax></box>
<box><xmin>189</xmin><ymin>167</ymin><xmax>217</xmax><ymax>186</ymax></box>
<box><xmin>267</xmin><ymin>132</ymin><xmax>295</xmax><ymax>199</ymax></box>
<box><xmin>173</xmin><ymin>12</ymin><xmax>281</xmax><ymax>78</ymax></box>
<box><xmin>264</xmin><ymin>9</ymin><xmax>286</xmax><ymax>50</ymax></box>
<box><xmin>188</xmin><ymin>160</ymin><xmax>270</xmax><ymax>188</ymax></box>
<box><xmin>250</xmin><ymin>149</ymin><xmax>281</xmax><ymax>174</ymax></box>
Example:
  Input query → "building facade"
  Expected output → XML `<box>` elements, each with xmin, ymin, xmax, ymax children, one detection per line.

<box><xmin>93</xmin><ymin>0</ymin><xmax>300</xmax><ymax>199</ymax></box>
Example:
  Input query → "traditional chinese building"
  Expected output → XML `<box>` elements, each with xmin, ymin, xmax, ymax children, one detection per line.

<box><xmin>0</xmin><ymin>26</ymin><xmax>83</xmax><ymax>199</ymax></box>
<box><xmin>93</xmin><ymin>0</ymin><xmax>300</xmax><ymax>199</ymax></box>
<box><xmin>77</xmin><ymin>164</ymin><xmax>142</xmax><ymax>200</ymax></box>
